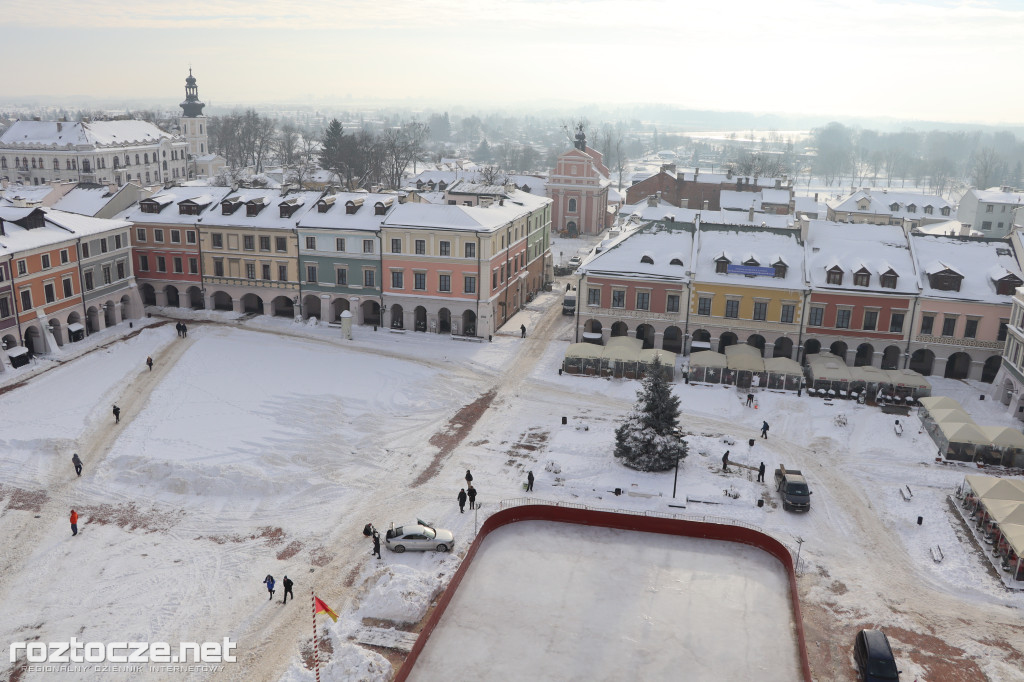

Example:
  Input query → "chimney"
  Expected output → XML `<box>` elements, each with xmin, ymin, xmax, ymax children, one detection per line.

<box><xmin>480</xmin><ymin>196</ymin><xmax>493</xmax><ymax>208</ymax></box>
<box><xmin>814</xmin><ymin>192</ymin><xmax>819</xmax><ymax>202</ymax></box>
<box><xmin>775</xmin><ymin>178</ymin><xmax>781</xmax><ymax>189</ymax></box>
<box><xmin>703</xmin><ymin>200</ymin><xmax>709</xmax><ymax>210</ymax></box>
<box><xmin>679</xmin><ymin>198</ymin><xmax>688</xmax><ymax>209</ymax></box>
<box><xmin>647</xmin><ymin>194</ymin><xmax>658</xmax><ymax>207</ymax></box>
<box><xmin>748</xmin><ymin>205</ymin><xmax>755</xmax><ymax>222</ymax></box>
<box><xmin>694</xmin><ymin>167</ymin><xmax>699</xmax><ymax>180</ymax></box>
<box><xmin>727</xmin><ymin>168</ymin><xmax>733</xmax><ymax>180</ymax></box>
<box><xmin>57</xmin><ymin>122</ymin><xmax>62</xmax><ymax>133</ymax></box>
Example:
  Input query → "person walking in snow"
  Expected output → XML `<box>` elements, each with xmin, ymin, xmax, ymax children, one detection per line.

<box><xmin>758</xmin><ymin>462</ymin><xmax>766</xmax><ymax>483</ymax></box>
<box><xmin>465</xmin><ymin>469</ymin><xmax>473</xmax><ymax>487</ymax></box>
<box><xmin>722</xmin><ymin>450</ymin><xmax>730</xmax><ymax>472</ymax></box>
<box><xmin>70</xmin><ymin>509</ymin><xmax>78</xmax><ymax>536</ymax></box>
<box><xmin>520</xmin><ymin>324</ymin><xmax>527</xmax><ymax>338</ymax></box>
<box><xmin>72</xmin><ymin>453</ymin><xmax>83</xmax><ymax>477</ymax></box>
<box><xmin>457</xmin><ymin>488</ymin><xmax>467</xmax><ymax>513</ymax></box>
<box><xmin>112</xmin><ymin>404</ymin><xmax>121</xmax><ymax>424</ymax></box>
<box><xmin>526</xmin><ymin>470</ymin><xmax>534</xmax><ymax>492</ymax></box>
<box><xmin>181</xmin><ymin>323</ymin><xmax>188</xmax><ymax>338</ymax></box>
<box><xmin>282</xmin><ymin>576</ymin><xmax>294</xmax><ymax>604</ymax></box>
<box><xmin>176</xmin><ymin>322</ymin><xmax>183</xmax><ymax>338</ymax></box>
<box><xmin>146</xmin><ymin>356</ymin><xmax>153</xmax><ymax>371</ymax></box>
<box><xmin>371</xmin><ymin>531</ymin><xmax>381</xmax><ymax>559</ymax></box>
<box><xmin>467</xmin><ymin>485</ymin><xmax>477</xmax><ymax>510</ymax></box>
<box><xmin>761</xmin><ymin>421</ymin><xmax>769</xmax><ymax>439</ymax></box>
<box><xmin>746</xmin><ymin>393</ymin><xmax>754</xmax><ymax>407</ymax></box>
<box><xmin>263</xmin><ymin>575</ymin><xmax>275</xmax><ymax>600</ymax></box>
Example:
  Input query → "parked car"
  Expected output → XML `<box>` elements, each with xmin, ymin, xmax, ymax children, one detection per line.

<box><xmin>568</xmin><ymin>255</ymin><xmax>582</xmax><ymax>268</ymax></box>
<box><xmin>853</xmin><ymin>629</ymin><xmax>901</xmax><ymax>681</ymax></box>
<box><xmin>384</xmin><ymin>520</ymin><xmax>454</xmax><ymax>553</ymax></box>
<box><xmin>562</xmin><ymin>294</ymin><xmax>577</xmax><ymax>315</ymax></box>
<box><xmin>774</xmin><ymin>465</ymin><xmax>812</xmax><ymax>512</ymax></box>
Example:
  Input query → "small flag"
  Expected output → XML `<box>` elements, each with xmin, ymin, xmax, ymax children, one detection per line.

<box><xmin>314</xmin><ymin>596</ymin><xmax>338</xmax><ymax>622</ymax></box>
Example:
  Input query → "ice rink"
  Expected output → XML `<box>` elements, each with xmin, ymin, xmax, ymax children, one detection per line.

<box><xmin>407</xmin><ymin>520</ymin><xmax>802</xmax><ymax>682</ymax></box>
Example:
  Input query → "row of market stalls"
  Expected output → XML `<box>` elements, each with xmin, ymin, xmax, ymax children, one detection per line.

<box><xmin>803</xmin><ymin>352</ymin><xmax>931</xmax><ymax>401</ymax></box>
<box><xmin>959</xmin><ymin>475</ymin><xmax>1024</xmax><ymax>582</ymax></box>
<box><xmin>563</xmin><ymin>337</ymin><xmax>677</xmax><ymax>380</ymax></box>
<box><xmin>919</xmin><ymin>397</ymin><xmax>1024</xmax><ymax>466</ymax></box>
<box><xmin>687</xmin><ymin>344</ymin><xmax>803</xmax><ymax>391</ymax></box>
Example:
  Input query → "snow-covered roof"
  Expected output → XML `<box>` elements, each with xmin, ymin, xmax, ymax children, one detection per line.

<box><xmin>761</xmin><ymin>188</ymin><xmax>791</xmax><ymax>205</ymax></box>
<box><xmin>0</xmin><ymin>184</ymin><xmax>58</xmax><ymax>207</ymax></box>
<box><xmin>199</xmin><ymin>189</ymin><xmax>321</xmax><ymax>229</ymax></box>
<box><xmin>117</xmin><ymin>186</ymin><xmax>233</xmax><ymax>225</ymax></box>
<box><xmin>910</xmin><ymin>234</ymin><xmax>1022</xmax><ymax>303</ymax></box>
<box><xmin>383</xmin><ymin>191</ymin><xmax>546</xmax><ymax>232</ymax></box>
<box><xmin>298</xmin><ymin>192</ymin><xmax>398</xmax><ymax>232</ymax></box>
<box><xmin>0</xmin><ymin>120</ymin><xmax>176</xmax><ymax>148</ymax></box>
<box><xmin>793</xmin><ymin>196</ymin><xmax>824</xmax><ymax>216</ymax></box>
<box><xmin>804</xmin><ymin>220</ymin><xmax>918</xmax><ymax>294</ymax></box>
<box><xmin>719</xmin><ymin>190</ymin><xmax>762</xmax><ymax>212</ymax></box>
<box><xmin>828</xmin><ymin>189</ymin><xmax>952</xmax><ymax>220</ymax></box>
<box><xmin>693</xmin><ymin>223</ymin><xmax>805</xmax><ymax>289</ymax></box>
<box><xmin>969</xmin><ymin>186</ymin><xmax>1024</xmax><ymax>204</ymax></box>
<box><xmin>0</xmin><ymin>206</ymin><xmax>130</xmax><ymax>253</ymax></box>
<box><xmin>51</xmin><ymin>185</ymin><xmax>115</xmax><ymax>216</ymax></box>
<box><xmin>578</xmin><ymin>222</ymin><xmax>694</xmax><ymax>282</ymax></box>
<box><xmin>619</xmin><ymin>200</ymin><xmax>792</xmax><ymax>229</ymax></box>
<box><xmin>405</xmin><ymin>169</ymin><xmax>548</xmax><ymax>196</ymax></box>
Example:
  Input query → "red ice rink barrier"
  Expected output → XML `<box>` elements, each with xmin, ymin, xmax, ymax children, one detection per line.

<box><xmin>395</xmin><ymin>504</ymin><xmax>813</xmax><ymax>682</ymax></box>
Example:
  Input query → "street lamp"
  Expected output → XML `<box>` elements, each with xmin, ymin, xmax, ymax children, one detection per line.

<box><xmin>672</xmin><ymin>426</ymin><xmax>683</xmax><ymax>498</ymax></box>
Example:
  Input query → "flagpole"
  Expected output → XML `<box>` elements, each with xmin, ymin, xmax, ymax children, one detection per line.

<box><xmin>311</xmin><ymin>590</ymin><xmax>320</xmax><ymax>682</ymax></box>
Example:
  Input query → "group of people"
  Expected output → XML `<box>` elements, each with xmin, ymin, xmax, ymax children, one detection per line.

<box><xmin>720</xmin><ymin>419</ymin><xmax>771</xmax><ymax>481</ymax></box>
<box><xmin>263</xmin><ymin>574</ymin><xmax>294</xmax><ymax>603</ymax></box>
<box><xmin>363</xmin><ymin>523</ymin><xmax>382</xmax><ymax>559</ymax></box>
<box><xmin>175</xmin><ymin>322</ymin><xmax>189</xmax><ymax>338</ymax></box>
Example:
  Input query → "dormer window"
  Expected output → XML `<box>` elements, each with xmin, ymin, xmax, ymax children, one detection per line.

<box><xmin>929</xmin><ymin>270</ymin><xmax>962</xmax><ymax>292</ymax></box>
<box><xmin>907</xmin><ymin>204</ymin><xmax>916</xmax><ymax>213</ymax></box>
<box><xmin>140</xmin><ymin>201</ymin><xmax>160</xmax><ymax>214</ymax></box>
<box><xmin>858</xmin><ymin>199</ymin><xmax>870</xmax><ymax>210</ymax></box>
<box><xmin>773</xmin><ymin>261</ymin><xmax>787</xmax><ymax>278</ymax></box>
<box><xmin>14</xmin><ymin>210</ymin><xmax>45</xmax><ymax>230</ymax></box>
<box><xmin>997</xmin><ymin>274</ymin><xmax>1023</xmax><ymax>296</ymax></box>
<box><xmin>346</xmin><ymin>198</ymin><xmax>364</xmax><ymax>214</ymax></box>
<box><xmin>826</xmin><ymin>266</ymin><xmax>843</xmax><ymax>285</ymax></box>
<box><xmin>279</xmin><ymin>198</ymin><xmax>301</xmax><ymax>219</ymax></box>
<box><xmin>428</xmin><ymin>181</ymin><xmax>436</xmax><ymax>190</ymax></box>
<box><xmin>889</xmin><ymin>203</ymin><xmax>899</xmax><ymax>211</ymax></box>
<box><xmin>438</xmin><ymin>181</ymin><xmax>447</xmax><ymax>190</ymax></box>
<box><xmin>880</xmin><ymin>272</ymin><xmax>898</xmax><ymax>289</ymax></box>
<box><xmin>221</xmin><ymin>197</ymin><xmax>242</xmax><ymax>215</ymax></box>
<box><xmin>317</xmin><ymin>196</ymin><xmax>336</xmax><ymax>213</ymax></box>
<box><xmin>715</xmin><ymin>257</ymin><xmax>730</xmax><ymax>274</ymax></box>
<box><xmin>179</xmin><ymin>202</ymin><xmax>200</xmax><ymax>216</ymax></box>
<box><xmin>246</xmin><ymin>198</ymin><xmax>267</xmax><ymax>217</ymax></box>
<box><xmin>941</xmin><ymin>206</ymin><xmax>951</xmax><ymax>216</ymax></box>
<box><xmin>924</xmin><ymin>205</ymin><xmax>933</xmax><ymax>215</ymax></box>
<box><xmin>416</xmin><ymin>180</ymin><xmax>424</xmax><ymax>189</ymax></box>
<box><xmin>670</xmin><ymin>258</ymin><xmax>684</xmax><ymax>266</ymax></box>
<box><xmin>640</xmin><ymin>255</ymin><xmax>654</xmax><ymax>264</ymax></box>
<box><xmin>853</xmin><ymin>269</ymin><xmax>870</xmax><ymax>287</ymax></box>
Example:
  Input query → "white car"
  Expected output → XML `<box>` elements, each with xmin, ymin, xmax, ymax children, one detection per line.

<box><xmin>385</xmin><ymin>520</ymin><xmax>454</xmax><ymax>553</ymax></box>
<box><xmin>568</xmin><ymin>256</ymin><xmax>582</xmax><ymax>268</ymax></box>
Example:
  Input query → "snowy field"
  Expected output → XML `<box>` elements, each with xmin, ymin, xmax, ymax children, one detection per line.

<box><xmin>407</xmin><ymin>521</ymin><xmax>801</xmax><ymax>682</ymax></box>
<box><xmin>1</xmin><ymin>291</ymin><xmax>1023</xmax><ymax>681</ymax></box>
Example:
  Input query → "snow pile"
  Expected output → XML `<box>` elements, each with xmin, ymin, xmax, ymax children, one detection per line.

<box><xmin>357</xmin><ymin>564</ymin><xmax>444</xmax><ymax>625</ymax></box>
<box><xmin>276</xmin><ymin>629</ymin><xmax>391</xmax><ymax>682</ymax></box>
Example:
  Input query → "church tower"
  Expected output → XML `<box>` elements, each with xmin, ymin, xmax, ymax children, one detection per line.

<box><xmin>179</xmin><ymin>69</ymin><xmax>209</xmax><ymax>168</ymax></box>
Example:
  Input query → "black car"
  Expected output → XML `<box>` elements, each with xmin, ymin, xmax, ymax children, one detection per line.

<box><xmin>854</xmin><ymin>629</ymin><xmax>900</xmax><ymax>681</ymax></box>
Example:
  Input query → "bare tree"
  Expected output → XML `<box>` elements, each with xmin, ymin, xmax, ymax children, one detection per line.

<box><xmin>380</xmin><ymin>121</ymin><xmax>429</xmax><ymax>189</ymax></box>
<box><xmin>276</xmin><ymin>122</ymin><xmax>299</xmax><ymax>166</ymax></box>
<box><xmin>970</xmin><ymin>147</ymin><xmax>1006</xmax><ymax>189</ymax></box>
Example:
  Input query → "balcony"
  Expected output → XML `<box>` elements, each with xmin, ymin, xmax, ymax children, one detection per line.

<box><xmin>914</xmin><ymin>334</ymin><xmax>1005</xmax><ymax>350</ymax></box>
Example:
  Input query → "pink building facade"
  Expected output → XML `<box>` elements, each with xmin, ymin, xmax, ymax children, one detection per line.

<box><xmin>546</xmin><ymin>126</ymin><xmax>610</xmax><ymax>237</ymax></box>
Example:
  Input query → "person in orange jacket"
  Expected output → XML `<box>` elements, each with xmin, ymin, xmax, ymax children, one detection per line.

<box><xmin>70</xmin><ymin>509</ymin><xmax>78</xmax><ymax>536</ymax></box>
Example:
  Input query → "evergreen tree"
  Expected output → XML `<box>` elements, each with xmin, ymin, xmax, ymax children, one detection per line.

<box><xmin>319</xmin><ymin>118</ymin><xmax>346</xmax><ymax>179</ymax></box>
<box><xmin>474</xmin><ymin>138</ymin><xmax>492</xmax><ymax>163</ymax></box>
<box><xmin>614</xmin><ymin>358</ymin><xmax>687</xmax><ymax>472</ymax></box>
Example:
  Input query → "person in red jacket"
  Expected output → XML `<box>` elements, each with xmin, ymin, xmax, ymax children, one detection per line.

<box><xmin>70</xmin><ymin>509</ymin><xmax>78</xmax><ymax>536</ymax></box>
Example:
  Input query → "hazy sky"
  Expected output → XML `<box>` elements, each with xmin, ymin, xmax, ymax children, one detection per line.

<box><xmin>3</xmin><ymin>0</ymin><xmax>1023</xmax><ymax>125</ymax></box>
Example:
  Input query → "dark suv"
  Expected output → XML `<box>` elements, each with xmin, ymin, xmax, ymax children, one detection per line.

<box><xmin>854</xmin><ymin>629</ymin><xmax>900</xmax><ymax>681</ymax></box>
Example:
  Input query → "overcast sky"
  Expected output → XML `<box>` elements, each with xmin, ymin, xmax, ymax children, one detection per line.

<box><xmin>3</xmin><ymin>0</ymin><xmax>1023</xmax><ymax>125</ymax></box>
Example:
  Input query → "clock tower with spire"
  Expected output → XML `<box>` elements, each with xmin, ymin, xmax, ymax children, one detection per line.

<box><xmin>179</xmin><ymin>68</ymin><xmax>209</xmax><ymax>174</ymax></box>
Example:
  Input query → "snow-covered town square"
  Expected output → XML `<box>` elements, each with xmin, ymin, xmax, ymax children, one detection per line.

<box><xmin>1</xmin><ymin>279</ymin><xmax>1023</xmax><ymax>681</ymax></box>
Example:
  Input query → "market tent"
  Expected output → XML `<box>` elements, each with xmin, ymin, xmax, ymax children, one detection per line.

<box><xmin>885</xmin><ymin>368</ymin><xmax>932</xmax><ymax>399</ymax></box>
<box><xmin>563</xmin><ymin>342</ymin><xmax>605</xmax><ymax>376</ymax></box>
<box><xmin>804</xmin><ymin>353</ymin><xmax>853</xmax><ymax>395</ymax></box>
<box><xmin>1000</xmin><ymin>524</ymin><xmax>1024</xmax><ymax>558</ymax></box>
<box><xmin>929</xmin><ymin>409</ymin><xmax>974</xmax><ymax>424</ymax></box>
<box><xmin>688</xmin><ymin>351</ymin><xmax>728</xmax><ymax>384</ymax></box>
<box><xmin>764</xmin><ymin>356</ymin><xmax>802</xmax><ymax>391</ymax></box>
<box><xmin>983</xmin><ymin>499</ymin><xmax>1024</xmax><ymax>525</ymax></box>
<box><xmin>979</xmin><ymin>479</ymin><xmax>1024</xmax><ymax>503</ymax></box>
<box><xmin>965</xmin><ymin>474</ymin><xmax>1004</xmax><ymax>499</ymax></box>
<box><xmin>919</xmin><ymin>396</ymin><xmax>962</xmax><ymax>414</ymax></box>
<box><xmin>603</xmin><ymin>337</ymin><xmax>644</xmax><ymax>379</ymax></box>
<box><xmin>935</xmin><ymin>421</ymin><xmax>989</xmax><ymax>461</ymax></box>
<box><xmin>978</xmin><ymin>426</ymin><xmax>1024</xmax><ymax>467</ymax></box>
<box><xmin>563</xmin><ymin>337</ymin><xmax>674</xmax><ymax>380</ymax></box>
<box><xmin>724</xmin><ymin>344</ymin><xmax>766</xmax><ymax>389</ymax></box>
<box><xmin>638</xmin><ymin>348</ymin><xmax>677</xmax><ymax>381</ymax></box>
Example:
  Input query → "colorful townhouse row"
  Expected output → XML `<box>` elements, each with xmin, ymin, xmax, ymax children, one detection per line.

<box><xmin>0</xmin><ymin>204</ymin><xmax>140</xmax><ymax>367</ymax></box>
<box><xmin>574</xmin><ymin>217</ymin><xmax>1023</xmax><ymax>384</ymax></box>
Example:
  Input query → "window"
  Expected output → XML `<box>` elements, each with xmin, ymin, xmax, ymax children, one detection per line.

<box><xmin>173</xmin><ymin>257</ymin><xmax>183</xmax><ymax>274</ymax></box>
<box><xmin>17</xmin><ymin>260</ymin><xmax>27</xmax><ymax>276</ymax></box>
<box><xmin>81</xmin><ymin>243</ymin><xmax>90</xmax><ymax>258</ymax></box>
<box><xmin>415</xmin><ymin>240</ymin><xmax>426</xmax><ymax>255</ymax></box>
<box><xmin>279</xmin><ymin>265</ymin><xmax>288</xmax><ymax>281</ymax></box>
<box><xmin>0</xmin><ymin>297</ymin><xmax>9</xmax><ymax>318</ymax></box>
<box><xmin>964</xmin><ymin>318</ymin><xmax>979</xmax><ymax>339</ymax></box>
<box><xmin>920</xmin><ymin>315</ymin><xmax>934</xmax><ymax>335</ymax></box>
<box><xmin>568</xmin><ymin>198</ymin><xmax>577</xmax><ymax>212</ymax></box>
<box><xmin>170</xmin><ymin>230</ymin><xmax>180</xmax><ymax>244</ymax></box>
<box><xmin>880</xmin><ymin>273</ymin><xmax>897</xmax><ymax>289</ymax></box>
<box><xmin>242</xmin><ymin>263</ymin><xmax>253</xmax><ymax>279</ymax></box>
<box><xmin>836</xmin><ymin>309</ymin><xmax>851</xmax><ymax>328</ymax></box>
<box><xmin>941</xmin><ymin>317</ymin><xmax>956</xmax><ymax>337</ymax></box>
<box><xmin>464</xmin><ymin>276</ymin><xmax>476</xmax><ymax>294</ymax></box>
<box><xmin>808</xmin><ymin>307</ymin><xmax>824</xmax><ymax>326</ymax></box>
<box><xmin>189</xmin><ymin>258</ymin><xmax>198</xmax><ymax>275</ymax></box>
<box><xmin>493</xmin><ymin>270</ymin><xmax>498</xmax><ymax>288</ymax></box>
<box><xmin>697</xmin><ymin>296</ymin><xmax>711</xmax><ymax>316</ymax></box>
<box><xmin>41</xmin><ymin>254</ymin><xmax>51</xmax><ymax>269</ymax></box>
<box><xmin>715</xmin><ymin>259</ymin><xmax>728</xmax><ymax>274</ymax></box>
<box><xmin>725</xmin><ymin>300</ymin><xmax>740</xmax><ymax>318</ymax></box>
<box><xmin>62</xmin><ymin>278</ymin><xmax>73</xmax><ymax>298</ymax></box>
<box><xmin>612</xmin><ymin>290</ymin><xmax>625</xmax><ymax>308</ymax></box>
<box><xmin>890</xmin><ymin>312</ymin><xmax>905</xmax><ymax>333</ymax></box>
<box><xmin>636</xmin><ymin>292</ymin><xmax>650</xmax><ymax>310</ymax></box>
<box><xmin>136</xmin><ymin>228</ymin><xmax>146</xmax><ymax>242</ymax></box>
<box><xmin>363</xmin><ymin>240</ymin><xmax>374</xmax><ymax>254</ymax></box>
<box><xmin>999</xmin><ymin>320</ymin><xmax>1009</xmax><ymax>341</ymax></box>
<box><xmin>391</xmin><ymin>238</ymin><xmax>402</xmax><ymax>253</ymax></box>
<box><xmin>465</xmin><ymin>243</ymin><xmax>476</xmax><ymax>258</ymax></box>
<box><xmin>414</xmin><ymin>273</ymin><xmax>426</xmax><ymax>290</ymax></box>
<box><xmin>588</xmin><ymin>288</ymin><xmax>601</xmax><ymax>306</ymax></box>
<box><xmin>391</xmin><ymin>271</ymin><xmax>404</xmax><ymax>289</ymax></box>
<box><xmin>439</xmin><ymin>274</ymin><xmax>451</xmax><ymax>292</ymax></box>
<box><xmin>363</xmin><ymin>270</ymin><xmax>375</xmax><ymax>288</ymax></box>
<box><xmin>826</xmin><ymin>268</ymin><xmax>843</xmax><ymax>285</ymax></box>
<box><xmin>982</xmin><ymin>221</ymin><xmax>992</xmax><ymax>230</ymax></box>
<box><xmin>853</xmin><ymin>272</ymin><xmax>870</xmax><ymax>287</ymax></box>
<box><xmin>986</xmin><ymin>205</ymin><xmax>994</xmax><ymax>213</ymax></box>
<box><xmin>20</xmin><ymin>289</ymin><xmax>32</xmax><ymax>310</ymax></box>
<box><xmin>440</xmin><ymin>241</ymin><xmax>451</xmax><ymax>257</ymax></box>
<box><xmin>156</xmin><ymin>257</ymin><xmax>166</xmax><ymax>273</ymax></box>
<box><xmin>863</xmin><ymin>310</ymin><xmax>878</xmax><ymax>331</ymax></box>
<box><xmin>262</xmin><ymin>264</ymin><xmax>271</xmax><ymax>280</ymax></box>
<box><xmin>305</xmin><ymin>236</ymin><xmax>316</xmax><ymax>250</ymax></box>
<box><xmin>243</xmin><ymin>236</ymin><xmax>255</xmax><ymax>251</ymax></box>
<box><xmin>752</xmin><ymin>301</ymin><xmax>767</xmax><ymax>321</ymax></box>
<box><xmin>211</xmin><ymin>233</ymin><xmax>223</xmax><ymax>248</ymax></box>
<box><xmin>100</xmin><ymin>238</ymin><xmax>108</xmax><ymax>254</ymax></box>
<box><xmin>84</xmin><ymin>272</ymin><xmax>94</xmax><ymax>290</ymax></box>
<box><xmin>44</xmin><ymin>283</ymin><xmax>55</xmax><ymax>303</ymax></box>
<box><xmin>154</xmin><ymin>229</ymin><xmax>164</xmax><ymax>243</ymax></box>
<box><xmin>335</xmin><ymin>238</ymin><xmax>345</xmax><ymax>252</ymax></box>
<box><xmin>139</xmin><ymin>254</ymin><xmax>149</xmax><ymax>271</ymax></box>
<box><xmin>59</xmin><ymin>249</ymin><xmax>69</xmax><ymax>265</ymax></box>
<box><xmin>276</xmin><ymin>237</ymin><xmax>287</xmax><ymax>252</ymax></box>
<box><xmin>667</xmin><ymin>294</ymin><xmax>679</xmax><ymax>313</ymax></box>
<box><xmin>780</xmin><ymin>304</ymin><xmax>795</xmax><ymax>323</ymax></box>
<box><xmin>259</xmin><ymin>236</ymin><xmax>270</xmax><ymax>251</ymax></box>
<box><xmin>336</xmin><ymin>269</ymin><xmax>347</xmax><ymax>285</ymax></box>
<box><xmin>214</xmin><ymin>259</ymin><xmax>224</xmax><ymax>277</ymax></box>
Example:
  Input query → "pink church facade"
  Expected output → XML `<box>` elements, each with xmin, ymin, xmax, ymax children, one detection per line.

<box><xmin>547</xmin><ymin>128</ymin><xmax>610</xmax><ymax>237</ymax></box>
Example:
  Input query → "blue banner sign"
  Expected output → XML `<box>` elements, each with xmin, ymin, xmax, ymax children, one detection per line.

<box><xmin>727</xmin><ymin>264</ymin><xmax>776</xmax><ymax>276</ymax></box>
